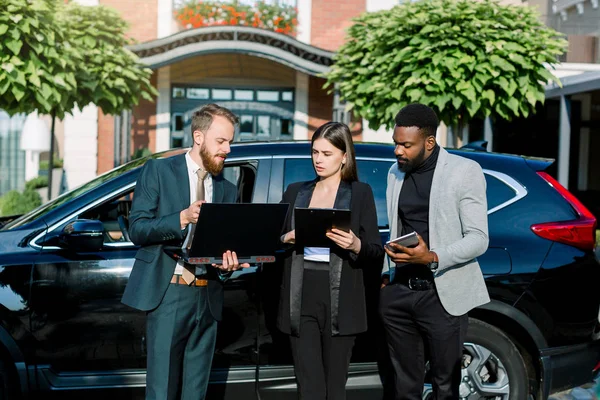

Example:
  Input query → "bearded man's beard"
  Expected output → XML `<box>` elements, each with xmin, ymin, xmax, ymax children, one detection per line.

<box><xmin>199</xmin><ymin>143</ymin><xmax>226</xmax><ymax>175</ymax></box>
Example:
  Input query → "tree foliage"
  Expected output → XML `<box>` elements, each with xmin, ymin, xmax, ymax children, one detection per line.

<box><xmin>0</xmin><ymin>0</ymin><xmax>157</xmax><ymax>119</ymax></box>
<box><xmin>58</xmin><ymin>2</ymin><xmax>156</xmax><ymax>114</ymax></box>
<box><xmin>326</xmin><ymin>0</ymin><xmax>568</xmax><ymax>130</ymax></box>
<box><xmin>0</xmin><ymin>188</ymin><xmax>42</xmax><ymax>217</ymax></box>
<box><xmin>0</xmin><ymin>0</ymin><xmax>77</xmax><ymax>119</ymax></box>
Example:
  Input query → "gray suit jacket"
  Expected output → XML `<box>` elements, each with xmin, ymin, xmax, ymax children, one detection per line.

<box><xmin>382</xmin><ymin>147</ymin><xmax>490</xmax><ymax>316</ymax></box>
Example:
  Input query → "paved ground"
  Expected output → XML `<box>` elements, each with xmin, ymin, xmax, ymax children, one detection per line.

<box><xmin>549</xmin><ymin>378</ymin><xmax>599</xmax><ymax>400</ymax></box>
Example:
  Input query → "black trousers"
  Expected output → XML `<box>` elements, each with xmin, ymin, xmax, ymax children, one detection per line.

<box><xmin>290</xmin><ymin>268</ymin><xmax>356</xmax><ymax>400</ymax></box>
<box><xmin>146</xmin><ymin>283</ymin><xmax>217</xmax><ymax>400</ymax></box>
<box><xmin>379</xmin><ymin>282</ymin><xmax>468</xmax><ymax>400</ymax></box>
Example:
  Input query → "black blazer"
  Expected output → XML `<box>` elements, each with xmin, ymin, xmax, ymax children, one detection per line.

<box><xmin>277</xmin><ymin>179</ymin><xmax>384</xmax><ymax>336</ymax></box>
<box><xmin>121</xmin><ymin>154</ymin><xmax>236</xmax><ymax>320</ymax></box>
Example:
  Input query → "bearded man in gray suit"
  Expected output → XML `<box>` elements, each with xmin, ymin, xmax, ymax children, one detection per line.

<box><xmin>379</xmin><ymin>103</ymin><xmax>490</xmax><ymax>399</ymax></box>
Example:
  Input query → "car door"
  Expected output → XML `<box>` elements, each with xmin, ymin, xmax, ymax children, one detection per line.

<box><xmin>257</xmin><ymin>156</ymin><xmax>394</xmax><ymax>399</ymax></box>
<box><xmin>27</xmin><ymin>158</ymin><xmax>270</xmax><ymax>399</ymax></box>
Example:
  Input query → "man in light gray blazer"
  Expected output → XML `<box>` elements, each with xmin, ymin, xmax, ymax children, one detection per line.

<box><xmin>379</xmin><ymin>104</ymin><xmax>490</xmax><ymax>399</ymax></box>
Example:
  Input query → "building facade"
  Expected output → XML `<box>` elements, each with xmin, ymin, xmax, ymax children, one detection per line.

<box><xmin>17</xmin><ymin>0</ymin><xmax>598</xmax><ymax>219</ymax></box>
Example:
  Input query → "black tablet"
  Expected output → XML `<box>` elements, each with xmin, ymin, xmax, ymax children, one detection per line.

<box><xmin>295</xmin><ymin>207</ymin><xmax>351</xmax><ymax>248</ymax></box>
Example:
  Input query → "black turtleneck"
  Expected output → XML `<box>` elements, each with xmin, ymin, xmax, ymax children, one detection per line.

<box><xmin>397</xmin><ymin>144</ymin><xmax>440</xmax><ymax>255</ymax></box>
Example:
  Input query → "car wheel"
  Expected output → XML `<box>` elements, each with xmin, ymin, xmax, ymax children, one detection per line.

<box><xmin>458</xmin><ymin>319</ymin><xmax>529</xmax><ymax>400</ymax></box>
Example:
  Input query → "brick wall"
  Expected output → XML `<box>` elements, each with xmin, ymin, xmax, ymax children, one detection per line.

<box><xmin>566</xmin><ymin>35</ymin><xmax>597</xmax><ymax>63</ymax></box>
<box><xmin>308</xmin><ymin>76</ymin><xmax>333</xmax><ymax>139</ymax></box>
<box><xmin>99</xmin><ymin>0</ymin><xmax>158</xmax><ymax>43</ymax></box>
<box><xmin>307</xmin><ymin>76</ymin><xmax>362</xmax><ymax>141</ymax></box>
<box><xmin>97</xmin><ymin>110</ymin><xmax>114</xmax><ymax>174</ymax></box>
<box><xmin>132</xmin><ymin>73</ymin><xmax>158</xmax><ymax>155</ymax></box>
<box><xmin>96</xmin><ymin>0</ymin><xmax>158</xmax><ymax>174</ymax></box>
<box><xmin>310</xmin><ymin>0</ymin><xmax>366</xmax><ymax>51</ymax></box>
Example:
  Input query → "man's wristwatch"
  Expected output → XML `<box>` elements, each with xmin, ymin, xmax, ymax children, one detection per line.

<box><xmin>428</xmin><ymin>251</ymin><xmax>439</xmax><ymax>272</ymax></box>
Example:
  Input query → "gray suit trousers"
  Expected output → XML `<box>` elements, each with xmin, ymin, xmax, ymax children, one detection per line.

<box><xmin>146</xmin><ymin>283</ymin><xmax>217</xmax><ymax>400</ymax></box>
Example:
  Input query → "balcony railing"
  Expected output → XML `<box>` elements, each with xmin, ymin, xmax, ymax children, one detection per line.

<box><xmin>173</xmin><ymin>0</ymin><xmax>298</xmax><ymax>36</ymax></box>
<box><xmin>174</xmin><ymin>0</ymin><xmax>297</xmax><ymax>6</ymax></box>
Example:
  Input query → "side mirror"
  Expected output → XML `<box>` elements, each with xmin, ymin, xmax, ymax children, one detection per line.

<box><xmin>59</xmin><ymin>219</ymin><xmax>105</xmax><ymax>252</ymax></box>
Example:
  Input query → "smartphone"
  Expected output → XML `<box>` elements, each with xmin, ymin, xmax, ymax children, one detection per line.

<box><xmin>385</xmin><ymin>231</ymin><xmax>419</xmax><ymax>249</ymax></box>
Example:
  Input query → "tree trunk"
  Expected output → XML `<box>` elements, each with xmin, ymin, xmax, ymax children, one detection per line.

<box><xmin>47</xmin><ymin>110</ymin><xmax>56</xmax><ymax>201</ymax></box>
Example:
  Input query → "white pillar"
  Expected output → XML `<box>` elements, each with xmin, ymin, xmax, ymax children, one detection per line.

<box><xmin>62</xmin><ymin>0</ymin><xmax>98</xmax><ymax>188</ymax></box>
<box><xmin>157</xmin><ymin>0</ymin><xmax>173</xmax><ymax>38</ymax></box>
<box><xmin>558</xmin><ymin>95</ymin><xmax>571</xmax><ymax>188</ymax></box>
<box><xmin>362</xmin><ymin>119</ymin><xmax>392</xmax><ymax>143</ymax></box>
<box><xmin>155</xmin><ymin>66</ymin><xmax>171</xmax><ymax>152</ymax></box>
<box><xmin>296</xmin><ymin>0</ymin><xmax>312</xmax><ymax>44</ymax></box>
<box><xmin>460</xmin><ymin>124</ymin><xmax>469</xmax><ymax>147</ymax></box>
<box><xmin>294</xmin><ymin>71</ymin><xmax>309</xmax><ymax>140</ymax></box>
<box><xmin>446</xmin><ymin>126</ymin><xmax>455</xmax><ymax>148</ymax></box>
<box><xmin>436</xmin><ymin>123</ymin><xmax>447</xmax><ymax>147</ymax></box>
<box><xmin>64</xmin><ymin>105</ymin><xmax>99</xmax><ymax>189</ymax></box>
<box><xmin>484</xmin><ymin>117</ymin><xmax>493</xmax><ymax>152</ymax></box>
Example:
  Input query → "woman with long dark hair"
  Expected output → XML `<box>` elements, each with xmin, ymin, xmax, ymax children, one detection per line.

<box><xmin>277</xmin><ymin>121</ymin><xmax>384</xmax><ymax>399</ymax></box>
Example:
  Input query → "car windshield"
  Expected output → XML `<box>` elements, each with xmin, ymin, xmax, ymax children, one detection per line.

<box><xmin>1</xmin><ymin>154</ymin><xmax>165</xmax><ymax>231</ymax></box>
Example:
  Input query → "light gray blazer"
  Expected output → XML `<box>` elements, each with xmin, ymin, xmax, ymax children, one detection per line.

<box><xmin>382</xmin><ymin>147</ymin><xmax>491</xmax><ymax>316</ymax></box>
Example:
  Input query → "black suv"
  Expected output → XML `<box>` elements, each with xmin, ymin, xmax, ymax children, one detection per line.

<box><xmin>0</xmin><ymin>142</ymin><xmax>598</xmax><ymax>400</ymax></box>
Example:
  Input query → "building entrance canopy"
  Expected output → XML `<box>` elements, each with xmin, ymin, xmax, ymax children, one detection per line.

<box><xmin>128</xmin><ymin>26</ymin><xmax>334</xmax><ymax>76</ymax></box>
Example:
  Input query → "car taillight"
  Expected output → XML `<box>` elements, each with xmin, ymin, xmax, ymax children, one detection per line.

<box><xmin>530</xmin><ymin>172</ymin><xmax>597</xmax><ymax>251</ymax></box>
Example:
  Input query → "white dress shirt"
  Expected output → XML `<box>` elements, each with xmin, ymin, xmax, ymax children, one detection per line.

<box><xmin>175</xmin><ymin>151</ymin><xmax>213</xmax><ymax>275</ymax></box>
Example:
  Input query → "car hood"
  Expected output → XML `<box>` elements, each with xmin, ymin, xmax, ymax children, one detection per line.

<box><xmin>0</xmin><ymin>226</ymin><xmax>46</xmax><ymax>255</ymax></box>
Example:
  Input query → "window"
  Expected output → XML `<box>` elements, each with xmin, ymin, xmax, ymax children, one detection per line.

<box><xmin>357</xmin><ymin>160</ymin><xmax>394</xmax><ymax>228</ymax></box>
<box><xmin>239</xmin><ymin>115</ymin><xmax>254</xmax><ymax>137</ymax></box>
<box><xmin>186</xmin><ymin>88</ymin><xmax>210</xmax><ymax>99</ymax></box>
<box><xmin>283</xmin><ymin>158</ymin><xmax>314</xmax><ymax>191</ymax></box>
<box><xmin>172</xmin><ymin>87</ymin><xmax>186</xmax><ymax>98</ymax></box>
<box><xmin>257</xmin><ymin>116</ymin><xmax>270</xmax><ymax>137</ymax></box>
<box><xmin>281</xmin><ymin>91</ymin><xmax>293</xmax><ymax>102</ymax></box>
<box><xmin>257</xmin><ymin>91</ymin><xmax>279</xmax><ymax>102</ymax></box>
<box><xmin>281</xmin><ymin>119</ymin><xmax>293</xmax><ymax>137</ymax></box>
<box><xmin>222</xmin><ymin>163</ymin><xmax>257</xmax><ymax>204</ymax></box>
<box><xmin>172</xmin><ymin>113</ymin><xmax>184</xmax><ymax>132</ymax></box>
<box><xmin>485</xmin><ymin>173</ymin><xmax>518</xmax><ymax>211</ymax></box>
<box><xmin>79</xmin><ymin>190</ymin><xmax>134</xmax><ymax>244</ymax></box>
<box><xmin>234</xmin><ymin>90</ymin><xmax>254</xmax><ymax>101</ymax></box>
<box><xmin>212</xmin><ymin>89</ymin><xmax>232</xmax><ymax>100</ymax></box>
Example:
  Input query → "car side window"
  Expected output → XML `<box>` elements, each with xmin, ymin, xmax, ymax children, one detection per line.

<box><xmin>76</xmin><ymin>163</ymin><xmax>258</xmax><ymax>246</ymax></box>
<box><xmin>283</xmin><ymin>158</ymin><xmax>392</xmax><ymax>229</ymax></box>
<box><xmin>79</xmin><ymin>190</ymin><xmax>134</xmax><ymax>244</ymax></box>
<box><xmin>223</xmin><ymin>163</ymin><xmax>257</xmax><ymax>203</ymax></box>
<box><xmin>357</xmin><ymin>160</ymin><xmax>393</xmax><ymax>229</ymax></box>
<box><xmin>484</xmin><ymin>173</ymin><xmax>517</xmax><ymax>211</ymax></box>
<box><xmin>283</xmin><ymin>158</ymin><xmax>314</xmax><ymax>192</ymax></box>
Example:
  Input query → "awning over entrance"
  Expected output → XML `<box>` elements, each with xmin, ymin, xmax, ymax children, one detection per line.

<box><xmin>545</xmin><ymin>63</ymin><xmax>600</xmax><ymax>98</ymax></box>
<box><xmin>128</xmin><ymin>26</ymin><xmax>334</xmax><ymax>76</ymax></box>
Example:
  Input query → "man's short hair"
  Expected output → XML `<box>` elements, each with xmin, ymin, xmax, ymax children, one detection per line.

<box><xmin>394</xmin><ymin>103</ymin><xmax>439</xmax><ymax>138</ymax></box>
<box><xmin>190</xmin><ymin>104</ymin><xmax>239</xmax><ymax>137</ymax></box>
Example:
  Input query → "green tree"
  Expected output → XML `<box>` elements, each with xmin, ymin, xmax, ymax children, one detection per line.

<box><xmin>58</xmin><ymin>2</ymin><xmax>156</xmax><ymax>114</ymax></box>
<box><xmin>0</xmin><ymin>0</ymin><xmax>157</xmax><ymax>199</ymax></box>
<box><xmin>326</xmin><ymin>0</ymin><xmax>567</xmax><ymax>138</ymax></box>
<box><xmin>0</xmin><ymin>188</ymin><xmax>42</xmax><ymax>217</ymax></box>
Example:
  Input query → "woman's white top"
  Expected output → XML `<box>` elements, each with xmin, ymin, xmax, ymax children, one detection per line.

<box><xmin>304</xmin><ymin>247</ymin><xmax>330</xmax><ymax>263</ymax></box>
